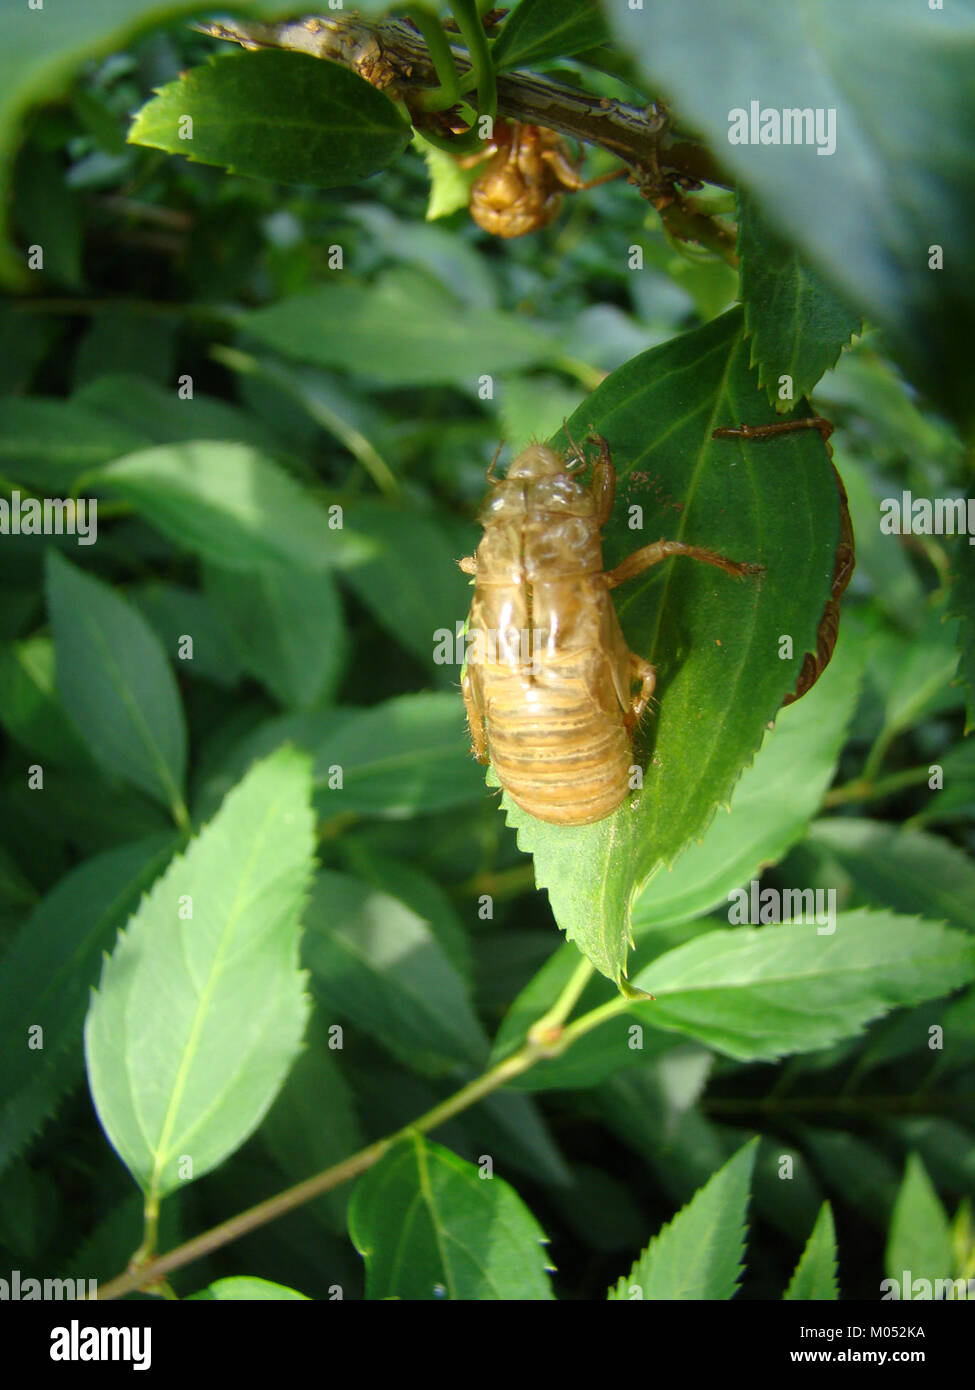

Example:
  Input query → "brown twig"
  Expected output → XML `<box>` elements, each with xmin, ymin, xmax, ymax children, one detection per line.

<box><xmin>194</xmin><ymin>13</ymin><xmax>734</xmax><ymax>233</ymax></box>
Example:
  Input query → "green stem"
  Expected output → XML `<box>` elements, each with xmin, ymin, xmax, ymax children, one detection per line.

<box><xmin>93</xmin><ymin>972</ymin><xmax>628</xmax><ymax>1301</ymax></box>
<box><xmin>823</xmin><ymin>762</ymin><xmax>931</xmax><ymax>809</ymax></box>
<box><xmin>448</xmin><ymin>862</ymin><xmax>535</xmax><ymax>901</ymax></box>
<box><xmin>408</xmin><ymin>6</ymin><xmax>463</xmax><ymax>112</ymax></box>
<box><xmin>210</xmin><ymin>345</ymin><xmax>400</xmax><ymax>499</ymax></box>
<box><xmin>555</xmin><ymin>354</ymin><xmax>607</xmax><ymax>392</ymax></box>
<box><xmin>527</xmin><ymin>957</ymin><xmax>595</xmax><ymax>1043</ymax></box>
<box><xmin>412</xmin><ymin>110</ymin><xmax>484</xmax><ymax>154</ymax></box>
<box><xmin>451</xmin><ymin>0</ymin><xmax>497</xmax><ymax>121</ymax></box>
<box><xmin>557</xmin><ymin>995</ymin><xmax>631</xmax><ymax>1048</ymax></box>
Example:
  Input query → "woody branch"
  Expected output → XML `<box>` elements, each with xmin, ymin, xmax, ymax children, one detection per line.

<box><xmin>196</xmin><ymin>13</ymin><xmax>733</xmax><ymax>205</ymax></box>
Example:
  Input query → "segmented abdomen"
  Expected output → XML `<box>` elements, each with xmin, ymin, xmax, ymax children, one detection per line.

<box><xmin>484</xmin><ymin>670</ymin><xmax>632</xmax><ymax>825</ymax></box>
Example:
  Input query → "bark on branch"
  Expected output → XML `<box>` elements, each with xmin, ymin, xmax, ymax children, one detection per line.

<box><xmin>196</xmin><ymin>11</ymin><xmax>730</xmax><ymax>190</ymax></box>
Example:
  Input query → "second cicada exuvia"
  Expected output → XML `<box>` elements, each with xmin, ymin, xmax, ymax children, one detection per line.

<box><xmin>459</xmin><ymin>435</ymin><xmax>763</xmax><ymax>826</ymax></box>
<box><xmin>464</xmin><ymin>120</ymin><xmax>622</xmax><ymax>239</ymax></box>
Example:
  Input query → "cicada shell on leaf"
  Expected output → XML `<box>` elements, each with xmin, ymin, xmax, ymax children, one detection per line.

<box><xmin>459</xmin><ymin>436</ymin><xmax>763</xmax><ymax>825</ymax></box>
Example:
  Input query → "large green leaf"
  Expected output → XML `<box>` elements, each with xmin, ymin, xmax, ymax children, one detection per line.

<box><xmin>0</xmin><ymin>2</ymin><xmax>319</xmax><ymax>285</ymax></box>
<box><xmin>46</xmin><ymin>551</ymin><xmax>187</xmax><ymax>817</ymax></box>
<box><xmin>491</xmin><ymin>0</ymin><xmax>609</xmax><ymax>72</ymax></box>
<box><xmin>0</xmin><ymin>835</ymin><xmax>176</xmax><ymax>1174</ymax></box>
<box><xmin>885</xmin><ymin>1155</ymin><xmax>954</xmax><ymax>1289</ymax></box>
<box><xmin>312</xmin><ymin>693</ymin><xmax>485</xmax><ymax>818</ymax></box>
<box><xmin>302</xmin><ymin>869</ymin><xmax>489</xmax><ymax>1079</ymax></box>
<box><xmin>348</xmin><ymin>1134</ymin><xmax>555</xmax><ymax>1300</ymax></box>
<box><xmin>0</xmin><ymin>636</ymin><xmax>91</xmax><ymax>767</ymax></box>
<box><xmin>338</xmin><ymin>499</ymin><xmax>474</xmax><ymax>685</ymax></box>
<box><xmin>204</xmin><ymin>560</ymin><xmax>347</xmax><ymax>709</ymax></box>
<box><xmin>607</xmin><ymin>1139</ymin><xmax>757</xmax><ymax>1299</ymax></box>
<box><xmin>628</xmin><ymin>910</ymin><xmax>975</xmax><ymax>1062</ymax></box>
<box><xmin>606</xmin><ymin>0</ymin><xmax>975</xmax><ymax>432</ymax></box>
<box><xmin>797</xmin><ymin>1127</ymin><xmax>900</xmax><ymax>1228</ymax></box>
<box><xmin>803</xmin><ymin>818</ymin><xmax>975</xmax><ymax>935</ymax></box>
<box><xmin>258</xmin><ymin>1012</ymin><xmax>364</xmax><ymax>1233</ymax></box>
<box><xmin>193</xmin><ymin>693</ymin><xmax>484</xmax><ymax>822</ymax></box>
<box><xmin>188</xmin><ymin>1277</ymin><xmax>309</xmax><ymax>1301</ymax></box>
<box><xmin>129</xmin><ymin>49</ymin><xmax>411</xmax><ymax>186</ymax></box>
<box><xmin>783</xmin><ymin>1203</ymin><xmax>839</xmax><ymax>1300</ymax></box>
<box><xmin>632</xmin><ymin>630</ymin><xmax>861</xmax><ymax>932</ymax></box>
<box><xmin>88</xmin><ymin>441</ymin><xmax>365</xmax><ymax>572</ymax></box>
<box><xmin>494</xmin><ymin>308</ymin><xmax>839</xmax><ymax>982</ymax></box>
<box><xmin>883</xmin><ymin>1118</ymin><xmax>975</xmax><ymax>1203</ymax></box>
<box><xmin>74</xmin><ymin>374</ymin><xmax>291</xmax><ymax>455</ymax></box>
<box><xmin>738</xmin><ymin>189</ymin><xmax>861</xmax><ymax>409</ymax></box>
<box><xmin>84</xmin><ymin>748</ymin><xmax>314</xmax><ymax>1201</ymax></box>
<box><xmin>240</xmin><ymin>272</ymin><xmax>557</xmax><ymax>388</ymax></box>
<box><xmin>131</xmin><ymin>583</ymin><xmax>245</xmax><ymax>690</ymax></box>
<box><xmin>0</xmin><ymin>398</ymin><xmax>148</xmax><ymax>490</ymax></box>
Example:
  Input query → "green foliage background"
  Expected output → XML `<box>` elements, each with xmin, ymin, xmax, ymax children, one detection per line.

<box><xmin>0</xmin><ymin>0</ymin><xmax>974</xmax><ymax>1302</ymax></box>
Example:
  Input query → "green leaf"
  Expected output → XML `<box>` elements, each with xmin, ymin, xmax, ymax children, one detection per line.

<box><xmin>74</xmin><ymin>373</ymin><xmax>291</xmax><ymax>455</ymax></box>
<box><xmin>633</xmin><ymin>631</ymin><xmax>862</xmax><ymax>932</ymax></box>
<box><xmin>131</xmin><ymin>583</ymin><xmax>245</xmax><ymax>690</ymax></box>
<box><xmin>46</xmin><ymin>551</ymin><xmax>187</xmax><ymax>817</ymax></box>
<box><xmin>339</xmin><ymin>499</ymin><xmax>473</xmax><ymax>684</ymax></box>
<box><xmin>884</xmin><ymin>1118</ymin><xmax>975</xmax><ymax>1201</ymax></box>
<box><xmin>349</xmin><ymin>1134</ymin><xmax>555</xmax><ymax>1300</ymax></box>
<box><xmin>1</xmin><ymin>766</ymin><xmax>171</xmax><ymax>862</ymax></box>
<box><xmin>302</xmin><ymin>869</ymin><xmax>489</xmax><ymax>1079</ymax></box>
<box><xmin>72</xmin><ymin>314</ymin><xmax>176</xmax><ymax>391</ymax></box>
<box><xmin>0</xmin><ymin>835</ymin><xmax>176</xmax><ymax>1174</ymax></box>
<box><xmin>204</xmin><ymin>560</ymin><xmax>347</xmax><ymax>709</ymax></box>
<box><xmin>89</xmin><ymin>441</ymin><xmax>362</xmax><ymax>572</ymax></box>
<box><xmin>885</xmin><ymin>1154</ymin><xmax>955</xmax><ymax>1289</ymax></box>
<box><xmin>338</xmin><ymin>848</ymin><xmax>473</xmax><ymax>985</ymax></box>
<box><xmin>629</xmin><ymin>910</ymin><xmax>975</xmax><ymax>1062</ymax></box>
<box><xmin>0</xmin><ymin>0</ymin><xmax>260</xmax><ymax>286</ymax></box>
<box><xmin>188</xmin><ymin>1276</ymin><xmax>309</xmax><ymax>1301</ymax></box>
<box><xmin>0</xmin><ymin>398</ymin><xmax>148</xmax><ymax>490</ymax></box>
<box><xmin>500</xmin><ymin>374</ymin><xmax>585</xmax><ymax>452</ymax></box>
<box><xmin>948</xmin><ymin>534</ymin><xmax>975</xmax><ymax>734</ymax></box>
<box><xmin>804</xmin><ymin>818</ymin><xmax>975</xmax><ymax>934</ymax></box>
<box><xmin>192</xmin><ymin>694</ymin><xmax>484</xmax><ymax>822</ymax></box>
<box><xmin>258</xmin><ymin>1013</ymin><xmax>364</xmax><ymax>1234</ymax></box>
<box><xmin>492</xmin><ymin>0</ymin><xmax>609</xmax><ymax>71</ymax></box>
<box><xmin>783</xmin><ymin>1203</ymin><xmax>839</xmax><ymax>1300</ymax></box>
<box><xmin>738</xmin><ymin>189</ymin><xmax>861</xmax><ymax>409</ymax></box>
<box><xmin>797</xmin><ymin>1126</ymin><xmax>900</xmax><ymax>1227</ymax></box>
<box><xmin>129</xmin><ymin>50</ymin><xmax>411</xmax><ymax>186</ymax></box>
<box><xmin>240</xmin><ymin>272</ymin><xmax>557</xmax><ymax>388</ymax></box>
<box><xmin>607</xmin><ymin>0</ymin><xmax>975</xmax><ymax>431</ymax></box>
<box><xmin>877</xmin><ymin>606</ymin><xmax>960</xmax><ymax>744</ymax></box>
<box><xmin>495</xmin><ymin>307</ymin><xmax>839</xmax><ymax>982</ymax></box>
<box><xmin>751</xmin><ymin>1136</ymin><xmax>826</xmax><ymax>1244</ymax></box>
<box><xmin>12</xmin><ymin>145</ymin><xmax>83</xmax><ymax>291</ymax></box>
<box><xmin>413</xmin><ymin>130</ymin><xmax>480</xmax><ymax>221</ymax></box>
<box><xmin>84</xmin><ymin>748</ymin><xmax>314</xmax><ymax>1201</ymax></box>
<box><xmin>914</xmin><ymin>737</ymin><xmax>975</xmax><ymax>828</ymax></box>
<box><xmin>314</xmin><ymin>693</ymin><xmax>485</xmax><ymax>818</ymax></box>
<box><xmin>0</xmin><ymin>636</ymin><xmax>91</xmax><ymax>767</ymax></box>
<box><xmin>607</xmin><ymin>1139</ymin><xmax>757</xmax><ymax>1299</ymax></box>
<box><xmin>832</xmin><ymin>448</ymin><xmax>925</xmax><ymax>629</ymax></box>
<box><xmin>598</xmin><ymin>1066</ymin><xmax>736</xmax><ymax>1207</ymax></box>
